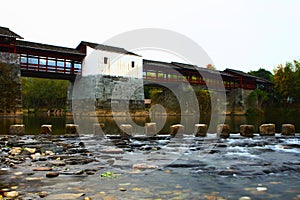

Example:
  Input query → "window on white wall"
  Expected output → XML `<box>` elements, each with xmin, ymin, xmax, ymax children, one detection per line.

<box><xmin>104</xmin><ymin>57</ymin><xmax>108</xmax><ymax>64</ymax></box>
<box><xmin>131</xmin><ymin>61</ymin><xmax>135</xmax><ymax>68</ymax></box>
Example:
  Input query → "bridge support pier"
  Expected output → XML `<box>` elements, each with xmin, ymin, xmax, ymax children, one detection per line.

<box><xmin>66</xmin><ymin>80</ymin><xmax>74</xmax><ymax>114</ymax></box>
<box><xmin>0</xmin><ymin>52</ymin><xmax>22</xmax><ymax>116</ymax></box>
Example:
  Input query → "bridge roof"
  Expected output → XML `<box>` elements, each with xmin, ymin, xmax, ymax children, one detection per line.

<box><xmin>224</xmin><ymin>68</ymin><xmax>258</xmax><ymax>79</ymax></box>
<box><xmin>144</xmin><ymin>59</ymin><xmax>236</xmax><ymax>80</ymax></box>
<box><xmin>16</xmin><ymin>40</ymin><xmax>85</xmax><ymax>60</ymax></box>
<box><xmin>143</xmin><ymin>59</ymin><xmax>182</xmax><ymax>70</ymax></box>
<box><xmin>255</xmin><ymin>77</ymin><xmax>274</xmax><ymax>84</ymax></box>
<box><xmin>77</xmin><ymin>41</ymin><xmax>140</xmax><ymax>56</ymax></box>
<box><xmin>0</xmin><ymin>26</ymin><xmax>23</xmax><ymax>39</ymax></box>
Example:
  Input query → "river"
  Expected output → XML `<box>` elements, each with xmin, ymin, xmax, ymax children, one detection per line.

<box><xmin>0</xmin><ymin>113</ymin><xmax>300</xmax><ymax>199</ymax></box>
<box><xmin>0</xmin><ymin>112</ymin><xmax>295</xmax><ymax>135</ymax></box>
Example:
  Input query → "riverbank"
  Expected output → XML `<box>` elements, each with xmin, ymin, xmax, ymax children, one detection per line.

<box><xmin>0</xmin><ymin>133</ymin><xmax>300</xmax><ymax>199</ymax></box>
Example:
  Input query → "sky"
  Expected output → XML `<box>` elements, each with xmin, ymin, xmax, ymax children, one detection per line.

<box><xmin>2</xmin><ymin>0</ymin><xmax>300</xmax><ymax>73</ymax></box>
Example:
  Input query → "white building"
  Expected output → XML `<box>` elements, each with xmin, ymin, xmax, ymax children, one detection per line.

<box><xmin>76</xmin><ymin>41</ymin><xmax>143</xmax><ymax>78</ymax></box>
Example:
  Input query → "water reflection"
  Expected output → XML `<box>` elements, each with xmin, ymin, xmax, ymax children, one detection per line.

<box><xmin>0</xmin><ymin>112</ymin><xmax>299</xmax><ymax>135</ymax></box>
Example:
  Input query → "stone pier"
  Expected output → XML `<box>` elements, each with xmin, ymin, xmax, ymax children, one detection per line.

<box><xmin>194</xmin><ymin>124</ymin><xmax>208</xmax><ymax>137</ymax></box>
<box><xmin>259</xmin><ymin>123</ymin><xmax>275</xmax><ymax>136</ymax></box>
<box><xmin>217</xmin><ymin>124</ymin><xmax>230</xmax><ymax>138</ymax></box>
<box><xmin>170</xmin><ymin>124</ymin><xmax>184</xmax><ymax>138</ymax></box>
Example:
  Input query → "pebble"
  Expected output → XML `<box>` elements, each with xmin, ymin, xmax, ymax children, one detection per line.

<box><xmin>103</xmin><ymin>196</ymin><xmax>116</xmax><ymax>200</ymax></box>
<box><xmin>33</xmin><ymin>167</ymin><xmax>52</xmax><ymax>171</ymax></box>
<box><xmin>239</xmin><ymin>197</ymin><xmax>252</xmax><ymax>200</ymax></box>
<box><xmin>24</xmin><ymin>147</ymin><xmax>36</xmax><ymax>154</ymax></box>
<box><xmin>26</xmin><ymin>177</ymin><xmax>44</xmax><ymax>181</ymax></box>
<box><xmin>132</xmin><ymin>163</ymin><xmax>158</xmax><ymax>170</ymax></box>
<box><xmin>46</xmin><ymin>193</ymin><xmax>85</xmax><ymax>199</ymax></box>
<box><xmin>4</xmin><ymin>191</ymin><xmax>19</xmax><ymax>198</ymax></box>
<box><xmin>256</xmin><ymin>187</ymin><xmax>267</xmax><ymax>192</ymax></box>
<box><xmin>119</xmin><ymin>187</ymin><xmax>127</xmax><ymax>192</ymax></box>
<box><xmin>100</xmin><ymin>148</ymin><xmax>124</xmax><ymax>154</ymax></box>
<box><xmin>9</xmin><ymin>147</ymin><xmax>21</xmax><ymax>155</ymax></box>
<box><xmin>47</xmin><ymin>160</ymin><xmax>66</xmax><ymax>166</ymax></box>
<box><xmin>39</xmin><ymin>191</ymin><xmax>48</xmax><ymax>198</ymax></box>
<box><xmin>46</xmin><ymin>172</ymin><xmax>59</xmax><ymax>178</ymax></box>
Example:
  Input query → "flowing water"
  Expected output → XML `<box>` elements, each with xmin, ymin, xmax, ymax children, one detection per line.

<box><xmin>0</xmin><ymin>112</ymin><xmax>291</xmax><ymax>135</ymax></box>
<box><xmin>0</xmin><ymin>114</ymin><xmax>300</xmax><ymax>199</ymax></box>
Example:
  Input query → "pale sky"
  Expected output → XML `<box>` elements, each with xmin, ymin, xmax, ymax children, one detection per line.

<box><xmin>2</xmin><ymin>0</ymin><xmax>300</xmax><ymax>73</ymax></box>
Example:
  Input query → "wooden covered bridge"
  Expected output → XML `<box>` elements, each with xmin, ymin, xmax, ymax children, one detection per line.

<box><xmin>0</xmin><ymin>26</ymin><xmax>273</xmax><ymax>91</ymax></box>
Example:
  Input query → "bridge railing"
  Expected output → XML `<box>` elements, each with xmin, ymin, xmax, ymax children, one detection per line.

<box><xmin>143</xmin><ymin>72</ymin><xmax>239</xmax><ymax>90</ymax></box>
<box><xmin>20</xmin><ymin>54</ymin><xmax>82</xmax><ymax>75</ymax></box>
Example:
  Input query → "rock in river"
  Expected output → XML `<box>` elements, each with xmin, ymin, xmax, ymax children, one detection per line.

<box><xmin>4</xmin><ymin>191</ymin><xmax>19</xmax><ymax>198</ymax></box>
<box><xmin>46</xmin><ymin>172</ymin><xmax>59</xmax><ymax>178</ymax></box>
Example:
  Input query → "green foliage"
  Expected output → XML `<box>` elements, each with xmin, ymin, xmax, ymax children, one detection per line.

<box><xmin>248</xmin><ymin>68</ymin><xmax>274</xmax><ymax>81</ymax></box>
<box><xmin>21</xmin><ymin>77</ymin><xmax>68</xmax><ymax>111</ymax></box>
<box><xmin>246</xmin><ymin>89</ymin><xmax>269</xmax><ymax>110</ymax></box>
<box><xmin>274</xmin><ymin>60</ymin><xmax>300</xmax><ymax>104</ymax></box>
<box><xmin>195</xmin><ymin>89</ymin><xmax>211</xmax><ymax>115</ymax></box>
<box><xmin>100</xmin><ymin>171</ymin><xmax>119</xmax><ymax>178</ymax></box>
<box><xmin>146</xmin><ymin>85</ymin><xmax>212</xmax><ymax>117</ymax></box>
<box><xmin>206</xmin><ymin>64</ymin><xmax>216</xmax><ymax>70</ymax></box>
<box><xmin>246</xmin><ymin>108</ymin><xmax>263</xmax><ymax>117</ymax></box>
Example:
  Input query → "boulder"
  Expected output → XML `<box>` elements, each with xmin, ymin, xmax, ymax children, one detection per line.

<box><xmin>133</xmin><ymin>163</ymin><xmax>158</xmax><ymax>170</ymax></box>
<box><xmin>120</xmin><ymin>124</ymin><xmax>132</xmax><ymax>138</ymax></box>
<box><xmin>33</xmin><ymin>167</ymin><xmax>53</xmax><ymax>171</ymax></box>
<box><xmin>259</xmin><ymin>123</ymin><xmax>275</xmax><ymax>136</ymax></box>
<box><xmin>9</xmin><ymin>147</ymin><xmax>21</xmax><ymax>155</ymax></box>
<box><xmin>281</xmin><ymin>124</ymin><xmax>295</xmax><ymax>136</ymax></box>
<box><xmin>145</xmin><ymin>123</ymin><xmax>157</xmax><ymax>136</ymax></box>
<box><xmin>170</xmin><ymin>124</ymin><xmax>184</xmax><ymax>138</ymax></box>
<box><xmin>65</xmin><ymin>124</ymin><xmax>79</xmax><ymax>135</ymax></box>
<box><xmin>194</xmin><ymin>124</ymin><xmax>208</xmax><ymax>137</ymax></box>
<box><xmin>240</xmin><ymin>125</ymin><xmax>254</xmax><ymax>137</ymax></box>
<box><xmin>4</xmin><ymin>191</ymin><xmax>19</xmax><ymax>198</ymax></box>
<box><xmin>9</xmin><ymin>124</ymin><xmax>25</xmax><ymax>135</ymax></box>
<box><xmin>40</xmin><ymin>125</ymin><xmax>52</xmax><ymax>134</ymax></box>
<box><xmin>46</xmin><ymin>172</ymin><xmax>59</xmax><ymax>178</ymax></box>
<box><xmin>217</xmin><ymin>124</ymin><xmax>230</xmax><ymax>138</ymax></box>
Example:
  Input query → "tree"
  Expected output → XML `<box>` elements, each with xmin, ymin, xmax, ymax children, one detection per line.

<box><xmin>206</xmin><ymin>64</ymin><xmax>216</xmax><ymax>70</ymax></box>
<box><xmin>248</xmin><ymin>68</ymin><xmax>274</xmax><ymax>81</ymax></box>
<box><xmin>246</xmin><ymin>89</ymin><xmax>269</xmax><ymax>116</ymax></box>
<box><xmin>21</xmin><ymin>77</ymin><xmax>69</xmax><ymax>111</ymax></box>
<box><xmin>273</xmin><ymin>61</ymin><xmax>300</xmax><ymax>105</ymax></box>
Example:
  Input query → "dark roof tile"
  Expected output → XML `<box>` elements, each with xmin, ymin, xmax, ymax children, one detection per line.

<box><xmin>16</xmin><ymin>40</ymin><xmax>85</xmax><ymax>56</ymax></box>
<box><xmin>78</xmin><ymin>41</ymin><xmax>140</xmax><ymax>56</ymax></box>
<box><xmin>0</xmin><ymin>26</ymin><xmax>23</xmax><ymax>39</ymax></box>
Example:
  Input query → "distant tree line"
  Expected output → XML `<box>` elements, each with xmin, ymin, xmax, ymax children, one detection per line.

<box><xmin>273</xmin><ymin>60</ymin><xmax>300</xmax><ymax>106</ymax></box>
<box><xmin>246</xmin><ymin>59</ymin><xmax>300</xmax><ymax>111</ymax></box>
<box><xmin>21</xmin><ymin>77</ymin><xmax>68</xmax><ymax>112</ymax></box>
<box><xmin>19</xmin><ymin>59</ymin><xmax>300</xmax><ymax>113</ymax></box>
